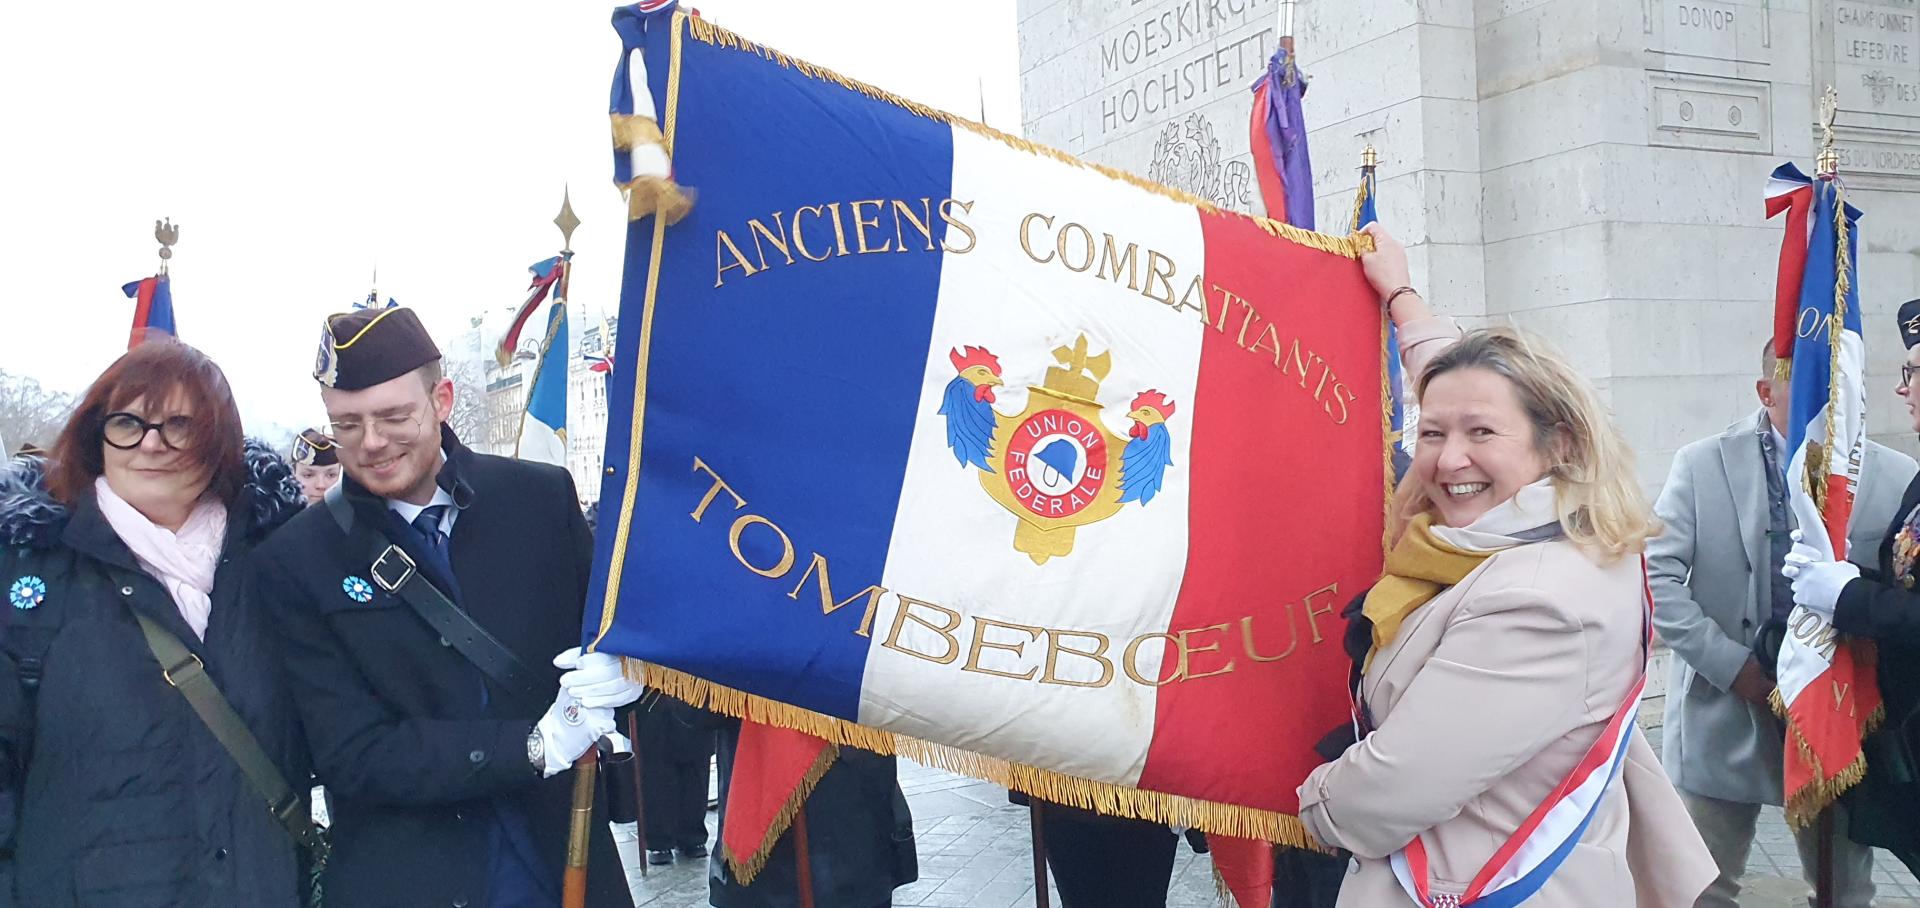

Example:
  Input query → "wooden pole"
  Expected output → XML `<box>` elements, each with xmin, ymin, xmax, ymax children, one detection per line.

<box><xmin>562</xmin><ymin>747</ymin><xmax>600</xmax><ymax>908</ymax></box>
<box><xmin>793</xmin><ymin>806</ymin><xmax>817</xmax><ymax>908</ymax></box>
<box><xmin>1030</xmin><ymin>802</ymin><xmax>1051</xmax><ymax>908</ymax></box>
<box><xmin>628</xmin><ymin>711</ymin><xmax>649</xmax><ymax>878</ymax></box>
<box><xmin>1816</xmin><ymin>809</ymin><xmax>1835</xmax><ymax>908</ymax></box>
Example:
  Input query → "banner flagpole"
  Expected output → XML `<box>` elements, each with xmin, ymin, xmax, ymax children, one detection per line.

<box><xmin>1812</xmin><ymin>86</ymin><xmax>1841</xmax><ymax>908</ymax></box>
<box><xmin>1030</xmin><ymin>801</ymin><xmax>1051</xmax><ymax>908</ymax></box>
<box><xmin>555</xmin><ymin>185</ymin><xmax>601</xmax><ymax>908</ymax></box>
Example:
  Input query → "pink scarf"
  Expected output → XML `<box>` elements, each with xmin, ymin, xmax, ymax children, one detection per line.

<box><xmin>94</xmin><ymin>477</ymin><xmax>227</xmax><ymax>640</ymax></box>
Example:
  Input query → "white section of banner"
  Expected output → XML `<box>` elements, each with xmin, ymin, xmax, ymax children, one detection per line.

<box><xmin>517</xmin><ymin>417</ymin><xmax>567</xmax><ymax>468</ymax></box>
<box><xmin>857</xmin><ymin>126</ymin><xmax>1208</xmax><ymax>786</ymax></box>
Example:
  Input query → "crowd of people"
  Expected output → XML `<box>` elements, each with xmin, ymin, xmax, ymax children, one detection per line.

<box><xmin>0</xmin><ymin>225</ymin><xmax>1915</xmax><ymax>907</ymax></box>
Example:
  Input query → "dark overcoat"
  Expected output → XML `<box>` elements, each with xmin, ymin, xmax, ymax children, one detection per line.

<box><xmin>0</xmin><ymin>443</ymin><xmax>310</xmax><ymax>908</ymax></box>
<box><xmin>1836</xmin><ymin>471</ymin><xmax>1920</xmax><ymax>875</ymax></box>
<box><xmin>253</xmin><ymin>427</ymin><xmax>630</xmax><ymax>908</ymax></box>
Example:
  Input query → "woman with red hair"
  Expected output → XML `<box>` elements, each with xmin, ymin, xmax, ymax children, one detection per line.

<box><xmin>0</xmin><ymin>339</ymin><xmax>311</xmax><ymax>906</ymax></box>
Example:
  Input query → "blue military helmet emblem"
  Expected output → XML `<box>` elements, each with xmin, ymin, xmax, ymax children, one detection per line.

<box><xmin>9</xmin><ymin>576</ymin><xmax>46</xmax><ymax>610</ymax></box>
<box><xmin>341</xmin><ymin>576</ymin><xmax>375</xmax><ymax>603</ymax></box>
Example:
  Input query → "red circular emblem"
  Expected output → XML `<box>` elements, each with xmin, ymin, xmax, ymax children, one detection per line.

<box><xmin>1004</xmin><ymin>409</ymin><xmax>1109</xmax><ymax>519</ymax></box>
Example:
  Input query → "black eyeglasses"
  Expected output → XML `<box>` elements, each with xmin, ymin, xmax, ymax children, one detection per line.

<box><xmin>1904</xmin><ymin>364</ymin><xmax>1919</xmax><ymax>390</ymax></box>
<box><xmin>102</xmin><ymin>412</ymin><xmax>194</xmax><ymax>450</ymax></box>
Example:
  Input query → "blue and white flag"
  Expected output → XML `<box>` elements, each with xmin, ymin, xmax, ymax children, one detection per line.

<box><xmin>516</xmin><ymin>267</ymin><xmax>570</xmax><ymax>467</ymax></box>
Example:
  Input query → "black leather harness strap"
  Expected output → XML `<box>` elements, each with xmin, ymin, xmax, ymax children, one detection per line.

<box><xmin>323</xmin><ymin>484</ymin><xmax>546</xmax><ymax>710</ymax></box>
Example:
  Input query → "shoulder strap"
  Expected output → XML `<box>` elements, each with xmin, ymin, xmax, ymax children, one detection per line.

<box><xmin>131</xmin><ymin>611</ymin><xmax>327</xmax><ymax>859</ymax></box>
<box><xmin>365</xmin><ymin>542</ymin><xmax>547</xmax><ymax>709</ymax></box>
<box><xmin>325</xmin><ymin>480</ymin><xmax>546</xmax><ymax>709</ymax></box>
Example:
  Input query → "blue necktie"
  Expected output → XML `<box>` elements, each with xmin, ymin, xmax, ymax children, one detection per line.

<box><xmin>409</xmin><ymin>504</ymin><xmax>452</xmax><ymax>573</ymax></box>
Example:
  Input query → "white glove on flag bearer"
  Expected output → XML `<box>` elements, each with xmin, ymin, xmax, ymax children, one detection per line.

<box><xmin>555</xmin><ymin>646</ymin><xmax>646</xmax><ymax>709</ymax></box>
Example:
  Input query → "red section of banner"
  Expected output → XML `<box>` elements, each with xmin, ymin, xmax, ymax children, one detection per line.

<box><xmin>1210</xmin><ymin>836</ymin><xmax>1275</xmax><ymax>908</ymax></box>
<box><xmin>1783</xmin><ymin>641</ymin><xmax>1882</xmax><ymax>813</ymax></box>
<box><xmin>128</xmin><ymin>277</ymin><xmax>156</xmax><ymax>351</ymax></box>
<box><xmin>1249</xmin><ymin>83</ymin><xmax>1288</xmax><ymax>222</ymax></box>
<box><xmin>1133</xmin><ymin>211</ymin><xmax>1384</xmax><ymax>814</ymax></box>
<box><xmin>1767</xmin><ymin>184</ymin><xmax>1812</xmax><ymax>366</ymax></box>
<box><xmin>719</xmin><ymin>721</ymin><xmax>836</xmax><ymax>885</ymax></box>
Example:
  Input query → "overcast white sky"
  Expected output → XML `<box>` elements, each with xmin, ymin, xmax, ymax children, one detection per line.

<box><xmin>0</xmin><ymin>1</ymin><xmax>1021</xmax><ymax>438</ymax></box>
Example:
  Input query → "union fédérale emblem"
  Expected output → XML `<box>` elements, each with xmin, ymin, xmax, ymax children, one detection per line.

<box><xmin>937</xmin><ymin>334</ymin><xmax>1176</xmax><ymax>565</ymax></box>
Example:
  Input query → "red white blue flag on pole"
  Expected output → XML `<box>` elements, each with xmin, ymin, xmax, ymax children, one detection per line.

<box><xmin>120</xmin><ymin>275</ymin><xmax>176</xmax><ymax>350</ymax></box>
<box><xmin>589</xmin><ymin>3</ymin><xmax>1386</xmax><ymax>874</ymax></box>
<box><xmin>1766</xmin><ymin>162</ymin><xmax>1881</xmax><ymax>827</ymax></box>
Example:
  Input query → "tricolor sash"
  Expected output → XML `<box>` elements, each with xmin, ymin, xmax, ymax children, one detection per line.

<box><xmin>1385</xmin><ymin>558</ymin><xmax>1654</xmax><ymax>908</ymax></box>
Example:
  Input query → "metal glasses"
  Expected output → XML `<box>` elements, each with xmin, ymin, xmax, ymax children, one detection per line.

<box><xmin>327</xmin><ymin>408</ymin><xmax>429</xmax><ymax>446</ymax></box>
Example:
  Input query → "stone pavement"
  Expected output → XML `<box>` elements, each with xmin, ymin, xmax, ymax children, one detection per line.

<box><xmin>623</xmin><ymin>755</ymin><xmax>1920</xmax><ymax>908</ymax></box>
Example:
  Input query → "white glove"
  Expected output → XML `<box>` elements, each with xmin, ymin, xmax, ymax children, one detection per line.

<box><xmin>1782</xmin><ymin>530</ymin><xmax>1858</xmax><ymax>618</ymax></box>
<box><xmin>535</xmin><ymin>692</ymin><xmax>616</xmax><ymax>778</ymax></box>
<box><xmin>554</xmin><ymin>646</ymin><xmax>646</xmax><ymax>710</ymax></box>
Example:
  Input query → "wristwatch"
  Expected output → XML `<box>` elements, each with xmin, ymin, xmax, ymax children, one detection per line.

<box><xmin>526</xmin><ymin>728</ymin><xmax>545</xmax><ymax>771</ymax></box>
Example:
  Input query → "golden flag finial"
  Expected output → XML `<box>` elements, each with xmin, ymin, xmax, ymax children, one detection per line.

<box><xmin>554</xmin><ymin>185</ymin><xmax>582</xmax><ymax>254</ymax></box>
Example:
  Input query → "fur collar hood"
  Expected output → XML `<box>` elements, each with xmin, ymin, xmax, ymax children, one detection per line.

<box><xmin>0</xmin><ymin>438</ymin><xmax>305</xmax><ymax>550</ymax></box>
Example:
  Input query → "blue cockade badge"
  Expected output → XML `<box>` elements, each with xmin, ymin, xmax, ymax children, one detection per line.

<box><xmin>9</xmin><ymin>576</ymin><xmax>46</xmax><ymax>610</ymax></box>
<box><xmin>341</xmin><ymin>576</ymin><xmax>375</xmax><ymax>604</ymax></box>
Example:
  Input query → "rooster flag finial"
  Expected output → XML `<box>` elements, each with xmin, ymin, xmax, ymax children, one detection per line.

<box><xmin>1119</xmin><ymin>389</ymin><xmax>1178</xmax><ymax>505</ymax></box>
<box><xmin>939</xmin><ymin>345</ymin><xmax>1004</xmax><ymax>471</ymax></box>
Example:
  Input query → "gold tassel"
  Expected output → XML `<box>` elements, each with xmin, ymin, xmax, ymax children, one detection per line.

<box><xmin>1774</xmin><ymin>355</ymin><xmax>1793</xmax><ymax>384</ymax></box>
<box><xmin>678</xmin><ymin>11</ymin><xmax>1368</xmax><ymax>261</ymax></box>
<box><xmin>624</xmin><ymin>175</ymin><xmax>694</xmax><ymax>225</ymax></box>
<box><xmin>635</xmin><ymin>661</ymin><xmax>1327</xmax><ymax>848</ymax></box>
<box><xmin>611</xmin><ymin>113</ymin><xmax>665</xmax><ymax>151</ymax></box>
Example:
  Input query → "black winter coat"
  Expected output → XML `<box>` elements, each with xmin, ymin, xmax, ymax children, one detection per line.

<box><xmin>1835</xmin><ymin>471</ymin><xmax>1920</xmax><ymax>875</ymax></box>
<box><xmin>251</xmin><ymin>427</ymin><xmax>631</xmax><ymax>908</ymax></box>
<box><xmin>0</xmin><ymin>444</ymin><xmax>310</xmax><ymax>908</ymax></box>
<box><xmin>707</xmin><ymin>720</ymin><xmax>915</xmax><ymax>908</ymax></box>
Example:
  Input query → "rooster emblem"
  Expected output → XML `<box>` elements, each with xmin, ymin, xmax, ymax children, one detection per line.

<box><xmin>936</xmin><ymin>335</ymin><xmax>1178</xmax><ymax>564</ymax></box>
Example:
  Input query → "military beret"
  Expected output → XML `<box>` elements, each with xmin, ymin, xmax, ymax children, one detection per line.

<box><xmin>313</xmin><ymin>307</ymin><xmax>441</xmax><ymax>390</ymax></box>
<box><xmin>292</xmin><ymin>428</ymin><xmax>338</xmax><ymax>467</ymax></box>
<box><xmin>1900</xmin><ymin>299</ymin><xmax>1920</xmax><ymax>350</ymax></box>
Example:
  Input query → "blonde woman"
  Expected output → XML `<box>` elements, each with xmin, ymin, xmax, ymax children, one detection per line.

<box><xmin>1296</xmin><ymin>226</ymin><xmax>1716</xmax><ymax>907</ymax></box>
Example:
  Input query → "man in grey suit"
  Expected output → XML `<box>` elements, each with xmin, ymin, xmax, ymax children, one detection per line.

<box><xmin>1649</xmin><ymin>341</ymin><xmax>1916</xmax><ymax>907</ymax></box>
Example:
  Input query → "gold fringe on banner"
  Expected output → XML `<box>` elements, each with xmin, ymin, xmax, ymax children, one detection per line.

<box><xmin>629</xmin><ymin>659</ymin><xmax>1325</xmax><ymax>848</ymax></box>
<box><xmin>679</xmin><ymin>12</ymin><xmax>1370</xmax><ymax>260</ymax></box>
<box><xmin>721</xmin><ymin>743</ymin><xmax>841</xmax><ymax>886</ymax></box>
<box><xmin>611</xmin><ymin>113</ymin><xmax>665</xmax><ymax>151</ymax></box>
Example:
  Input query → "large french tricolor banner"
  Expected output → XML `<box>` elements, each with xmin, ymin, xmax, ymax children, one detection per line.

<box><xmin>588</xmin><ymin>4</ymin><xmax>1384</xmax><ymax>847</ymax></box>
<box><xmin>1766</xmin><ymin>162</ymin><xmax>1883</xmax><ymax>827</ymax></box>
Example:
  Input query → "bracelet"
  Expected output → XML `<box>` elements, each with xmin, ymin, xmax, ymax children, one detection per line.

<box><xmin>1382</xmin><ymin>286</ymin><xmax>1420</xmax><ymax>312</ymax></box>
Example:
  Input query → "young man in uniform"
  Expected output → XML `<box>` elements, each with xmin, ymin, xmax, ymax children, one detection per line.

<box><xmin>290</xmin><ymin>427</ymin><xmax>342</xmax><ymax>506</ymax></box>
<box><xmin>256</xmin><ymin>307</ymin><xmax>642</xmax><ymax>908</ymax></box>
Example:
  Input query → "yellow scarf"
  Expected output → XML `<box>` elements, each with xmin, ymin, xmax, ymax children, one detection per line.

<box><xmin>1362</xmin><ymin>514</ymin><xmax>1491</xmax><ymax>670</ymax></box>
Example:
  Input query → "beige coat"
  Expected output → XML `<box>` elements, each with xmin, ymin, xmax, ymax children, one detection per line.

<box><xmin>1297</xmin><ymin>540</ymin><xmax>1717</xmax><ymax>907</ymax></box>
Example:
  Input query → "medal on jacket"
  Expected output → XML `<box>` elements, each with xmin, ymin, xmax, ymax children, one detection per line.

<box><xmin>8</xmin><ymin>575</ymin><xmax>45</xmax><ymax>610</ymax></box>
<box><xmin>1388</xmin><ymin>558</ymin><xmax>1655</xmax><ymax>908</ymax></box>
<box><xmin>1890</xmin><ymin>502</ymin><xmax>1920</xmax><ymax>583</ymax></box>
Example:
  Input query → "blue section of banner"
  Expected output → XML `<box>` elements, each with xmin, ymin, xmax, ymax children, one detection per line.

<box><xmin>588</xmin><ymin>15</ymin><xmax>957</xmax><ymax>720</ymax></box>
<box><xmin>148</xmin><ymin>277</ymin><xmax>176</xmax><ymax>336</ymax></box>
<box><xmin>526</xmin><ymin>303</ymin><xmax>569</xmax><ymax>436</ymax></box>
<box><xmin>1784</xmin><ymin>179</ymin><xmax>1863</xmax><ymax>470</ymax></box>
